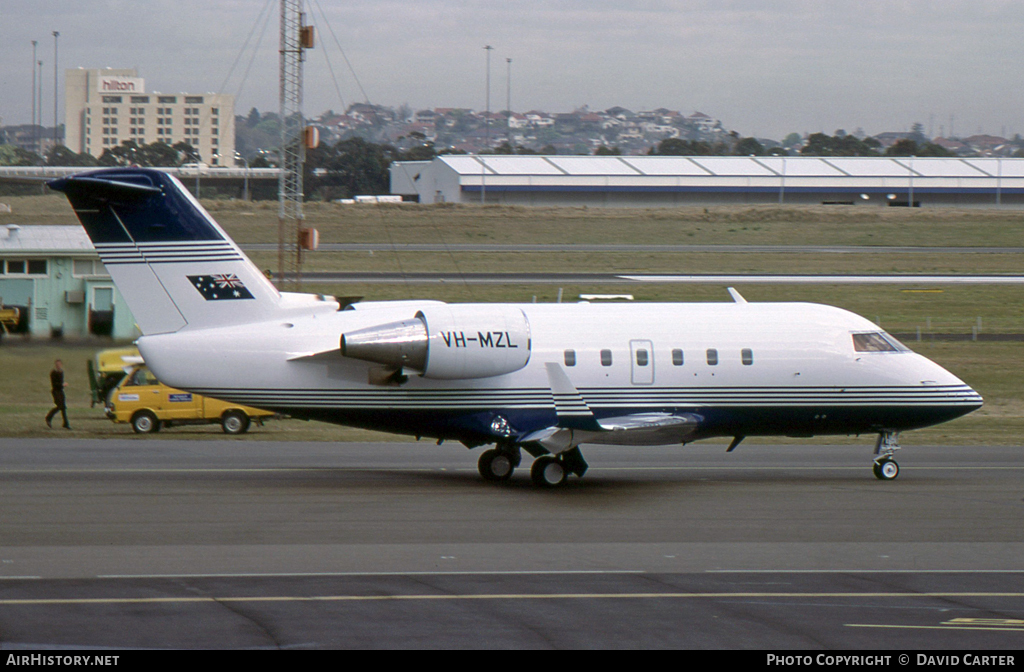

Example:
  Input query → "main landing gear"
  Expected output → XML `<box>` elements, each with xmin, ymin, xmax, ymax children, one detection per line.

<box><xmin>872</xmin><ymin>431</ymin><xmax>901</xmax><ymax>481</ymax></box>
<box><xmin>477</xmin><ymin>445</ymin><xmax>521</xmax><ymax>482</ymax></box>
<box><xmin>531</xmin><ymin>455</ymin><xmax>568</xmax><ymax>487</ymax></box>
<box><xmin>477</xmin><ymin>444</ymin><xmax>588</xmax><ymax>487</ymax></box>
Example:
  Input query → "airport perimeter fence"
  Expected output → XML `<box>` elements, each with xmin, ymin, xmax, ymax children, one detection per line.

<box><xmin>883</xmin><ymin>316</ymin><xmax>1024</xmax><ymax>341</ymax></box>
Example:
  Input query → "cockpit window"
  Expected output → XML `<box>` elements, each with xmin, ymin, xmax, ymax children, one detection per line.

<box><xmin>852</xmin><ymin>332</ymin><xmax>908</xmax><ymax>353</ymax></box>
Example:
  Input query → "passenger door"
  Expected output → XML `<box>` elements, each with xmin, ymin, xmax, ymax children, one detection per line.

<box><xmin>630</xmin><ymin>339</ymin><xmax>654</xmax><ymax>385</ymax></box>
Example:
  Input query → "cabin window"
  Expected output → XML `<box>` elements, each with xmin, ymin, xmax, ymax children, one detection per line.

<box><xmin>600</xmin><ymin>349</ymin><xmax>613</xmax><ymax>366</ymax></box>
<box><xmin>564</xmin><ymin>349</ymin><xmax>576</xmax><ymax>367</ymax></box>
<box><xmin>852</xmin><ymin>332</ymin><xmax>906</xmax><ymax>353</ymax></box>
<box><xmin>635</xmin><ymin>349</ymin><xmax>649</xmax><ymax>366</ymax></box>
<box><xmin>706</xmin><ymin>348</ymin><xmax>718</xmax><ymax>366</ymax></box>
<box><xmin>672</xmin><ymin>349</ymin><xmax>684</xmax><ymax>366</ymax></box>
<box><xmin>741</xmin><ymin>348</ymin><xmax>753</xmax><ymax>366</ymax></box>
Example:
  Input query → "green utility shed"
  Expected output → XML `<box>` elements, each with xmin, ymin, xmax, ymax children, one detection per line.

<box><xmin>0</xmin><ymin>224</ymin><xmax>137</xmax><ymax>339</ymax></box>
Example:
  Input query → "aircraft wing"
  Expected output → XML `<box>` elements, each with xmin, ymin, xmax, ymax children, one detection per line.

<box><xmin>521</xmin><ymin>364</ymin><xmax>704</xmax><ymax>451</ymax></box>
<box><xmin>520</xmin><ymin>412</ymin><xmax>702</xmax><ymax>452</ymax></box>
<box><xmin>597</xmin><ymin>412</ymin><xmax>700</xmax><ymax>433</ymax></box>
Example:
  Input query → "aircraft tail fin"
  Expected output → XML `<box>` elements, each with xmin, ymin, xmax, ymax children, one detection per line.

<box><xmin>48</xmin><ymin>168</ymin><xmax>282</xmax><ymax>335</ymax></box>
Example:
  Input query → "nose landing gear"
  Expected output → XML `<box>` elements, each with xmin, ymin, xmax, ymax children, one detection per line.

<box><xmin>873</xmin><ymin>431</ymin><xmax>901</xmax><ymax>480</ymax></box>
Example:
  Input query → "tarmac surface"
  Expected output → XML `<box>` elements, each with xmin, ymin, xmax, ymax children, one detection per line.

<box><xmin>1</xmin><ymin>438</ymin><xmax>1022</xmax><ymax>649</ymax></box>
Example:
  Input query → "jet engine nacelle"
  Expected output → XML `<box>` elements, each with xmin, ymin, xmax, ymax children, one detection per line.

<box><xmin>341</xmin><ymin>304</ymin><xmax>531</xmax><ymax>379</ymax></box>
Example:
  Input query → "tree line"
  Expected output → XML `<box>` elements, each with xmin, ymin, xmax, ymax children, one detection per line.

<box><xmin>648</xmin><ymin>134</ymin><xmax>955</xmax><ymax>158</ymax></box>
<box><xmin>0</xmin><ymin>140</ymin><xmax>202</xmax><ymax>168</ymax></box>
<box><xmin>0</xmin><ymin>128</ymin><xmax>978</xmax><ymax>202</ymax></box>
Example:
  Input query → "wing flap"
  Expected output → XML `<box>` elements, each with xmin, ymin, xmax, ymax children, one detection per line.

<box><xmin>597</xmin><ymin>412</ymin><xmax>698</xmax><ymax>432</ymax></box>
<box><xmin>522</xmin><ymin>412</ymin><xmax>703</xmax><ymax>451</ymax></box>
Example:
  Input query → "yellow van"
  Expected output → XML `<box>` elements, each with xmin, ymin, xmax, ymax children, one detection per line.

<box><xmin>89</xmin><ymin>346</ymin><xmax>143</xmax><ymax>408</ymax></box>
<box><xmin>107</xmin><ymin>364</ymin><xmax>274</xmax><ymax>434</ymax></box>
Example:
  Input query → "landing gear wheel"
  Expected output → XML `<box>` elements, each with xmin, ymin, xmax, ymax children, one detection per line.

<box><xmin>131</xmin><ymin>410</ymin><xmax>160</xmax><ymax>434</ymax></box>
<box><xmin>221</xmin><ymin>410</ymin><xmax>251</xmax><ymax>435</ymax></box>
<box><xmin>531</xmin><ymin>456</ymin><xmax>568</xmax><ymax>487</ymax></box>
<box><xmin>873</xmin><ymin>458</ymin><xmax>900</xmax><ymax>481</ymax></box>
<box><xmin>478</xmin><ymin>448</ymin><xmax>515</xmax><ymax>482</ymax></box>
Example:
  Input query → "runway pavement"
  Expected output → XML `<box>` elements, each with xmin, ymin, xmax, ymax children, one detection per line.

<box><xmin>1</xmin><ymin>439</ymin><xmax>1022</xmax><ymax>649</ymax></box>
<box><xmin>294</xmin><ymin>271</ymin><xmax>1024</xmax><ymax>285</ymax></box>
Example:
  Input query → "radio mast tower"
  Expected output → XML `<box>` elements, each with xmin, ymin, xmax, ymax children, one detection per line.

<box><xmin>277</xmin><ymin>0</ymin><xmax>315</xmax><ymax>288</ymax></box>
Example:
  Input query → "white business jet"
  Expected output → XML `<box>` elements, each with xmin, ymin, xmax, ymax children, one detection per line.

<box><xmin>49</xmin><ymin>169</ymin><xmax>982</xmax><ymax>486</ymax></box>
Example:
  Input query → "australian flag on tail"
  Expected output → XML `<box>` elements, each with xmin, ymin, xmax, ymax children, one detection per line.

<box><xmin>187</xmin><ymin>274</ymin><xmax>255</xmax><ymax>301</ymax></box>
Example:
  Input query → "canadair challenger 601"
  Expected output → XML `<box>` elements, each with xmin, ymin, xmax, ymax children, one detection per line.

<box><xmin>49</xmin><ymin>168</ymin><xmax>982</xmax><ymax>486</ymax></box>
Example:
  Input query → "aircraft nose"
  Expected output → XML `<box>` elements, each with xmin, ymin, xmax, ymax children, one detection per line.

<box><xmin>937</xmin><ymin>375</ymin><xmax>983</xmax><ymax>419</ymax></box>
<box><xmin>915</xmin><ymin>355</ymin><xmax>983</xmax><ymax>421</ymax></box>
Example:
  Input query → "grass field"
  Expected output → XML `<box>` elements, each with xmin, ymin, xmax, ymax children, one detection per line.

<box><xmin>0</xmin><ymin>339</ymin><xmax>1015</xmax><ymax>445</ymax></box>
<box><xmin>1</xmin><ymin>193</ymin><xmax>1021</xmax><ymax>445</ymax></box>
<box><xmin>5</xmin><ymin>193</ymin><xmax>1024</xmax><ymax>248</ymax></box>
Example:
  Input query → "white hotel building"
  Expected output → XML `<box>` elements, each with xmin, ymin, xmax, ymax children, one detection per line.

<box><xmin>65</xmin><ymin>68</ymin><xmax>234</xmax><ymax>165</ymax></box>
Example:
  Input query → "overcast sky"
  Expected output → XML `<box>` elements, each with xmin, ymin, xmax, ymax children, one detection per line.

<box><xmin>3</xmin><ymin>0</ymin><xmax>1023</xmax><ymax>140</ymax></box>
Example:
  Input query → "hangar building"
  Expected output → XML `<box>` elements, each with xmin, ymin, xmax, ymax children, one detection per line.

<box><xmin>391</xmin><ymin>155</ymin><xmax>1024</xmax><ymax>208</ymax></box>
<box><xmin>0</xmin><ymin>225</ymin><xmax>136</xmax><ymax>339</ymax></box>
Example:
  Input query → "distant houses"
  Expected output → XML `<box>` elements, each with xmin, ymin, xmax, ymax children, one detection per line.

<box><xmin>300</xmin><ymin>103</ymin><xmax>731</xmax><ymax>156</ymax></box>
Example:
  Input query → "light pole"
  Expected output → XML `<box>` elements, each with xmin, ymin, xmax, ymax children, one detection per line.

<box><xmin>908</xmin><ymin>155</ymin><xmax>914</xmax><ymax>207</ymax></box>
<box><xmin>506</xmin><ymin>57</ymin><xmax>512</xmax><ymax>152</ymax></box>
<box><xmin>31</xmin><ymin>41</ymin><xmax>37</xmax><ymax>154</ymax></box>
<box><xmin>484</xmin><ymin>45</ymin><xmax>493</xmax><ymax>150</ymax></box>
<box><xmin>482</xmin><ymin>44</ymin><xmax>493</xmax><ymax>204</ymax></box>
<box><xmin>779</xmin><ymin>156</ymin><xmax>786</xmax><ymax>204</ymax></box>
<box><xmin>53</xmin><ymin>31</ymin><xmax>60</xmax><ymax>148</ymax></box>
<box><xmin>997</xmin><ymin>157</ymin><xmax>1003</xmax><ymax>207</ymax></box>
<box><xmin>236</xmin><ymin>152</ymin><xmax>250</xmax><ymax>201</ymax></box>
<box><xmin>37</xmin><ymin>59</ymin><xmax>44</xmax><ymax>157</ymax></box>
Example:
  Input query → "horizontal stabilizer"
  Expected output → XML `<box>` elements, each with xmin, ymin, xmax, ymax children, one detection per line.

<box><xmin>49</xmin><ymin>175</ymin><xmax>162</xmax><ymax>202</ymax></box>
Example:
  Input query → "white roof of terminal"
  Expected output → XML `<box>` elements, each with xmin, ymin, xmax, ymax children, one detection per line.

<box><xmin>619</xmin><ymin>158</ymin><xmax>710</xmax><ymax>176</ymax></box>
<box><xmin>894</xmin><ymin>159</ymin><xmax>987</xmax><ymax>178</ymax></box>
<box><xmin>477</xmin><ymin>156</ymin><xmax>562</xmax><ymax>175</ymax></box>
<box><xmin>967</xmin><ymin>158</ymin><xmax>1024</xmax><ymax>177</ymax></box>
<box><xmin>548</xmin><ymin>157</ymin><xmax>640</xmax><ymax>175</ymax></box>
<box><xmin>436</xmin><ymin>155</ymin><xmax>1024</xmax><ymax>179</ymax></box>
<box><xmin>689</xmin><ymin>157</ymin><xmax>776</xmax><ymax>176</ymax></box>
<box><xmin>755</xmin><ymin>157</ymin><xmax>846</xmax><ymax>177</ymax></box>
<box><xmin>824</xmin><ymin>158</ymin><xmax>914</xmax><ymax>177</ymax></box>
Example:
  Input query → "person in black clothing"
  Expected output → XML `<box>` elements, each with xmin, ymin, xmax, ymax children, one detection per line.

<box><xmin>45</xmin><ymin>359</ymin><xmax>70</xmax><ymax>429</ymax></box>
